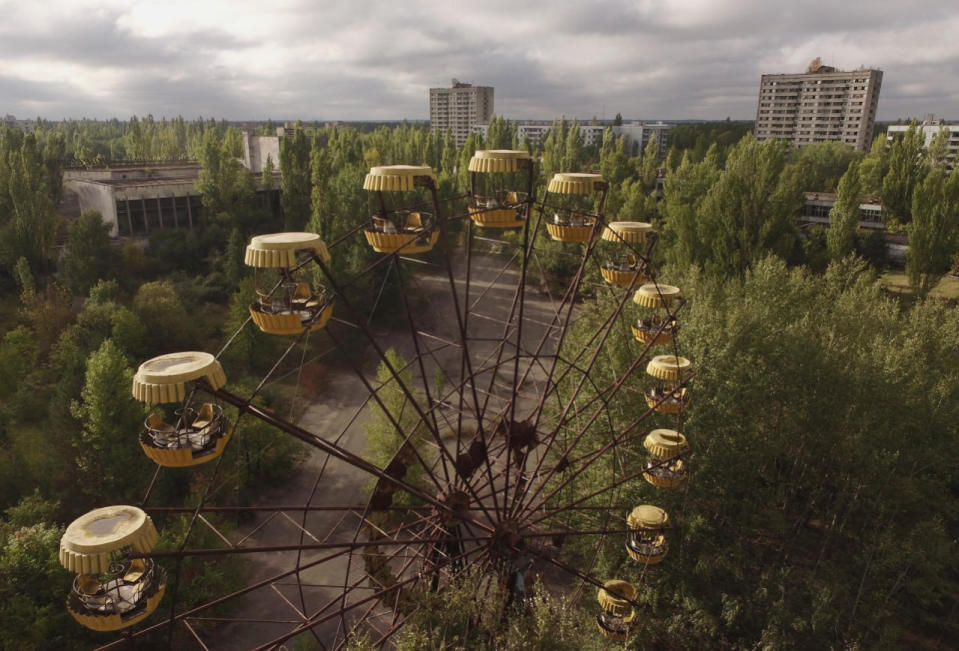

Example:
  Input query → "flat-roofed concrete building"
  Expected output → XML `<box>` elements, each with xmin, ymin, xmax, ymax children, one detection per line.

<box><xmin>755</xmin><ymin>58</ymin><xmax>882</xmax><ymax>151</ymax></box>
<box><xmin>430</xmin><ymin>79</ymin><xmax>494</xmax><ymax>145</ymax></box>
<box><xmin>61</xmin><ymin>161</ymin><xmax>279</xmax><ymax>237</ymax></box>
<box><xmin>887</xmin><ymin>115</ymin><xmax>959</xmax><ymax>171</ymax></box>
<box><xmin>471</xmin><ymin>120</ymin><xmax>671</xmax><ymax>158</ymax></box>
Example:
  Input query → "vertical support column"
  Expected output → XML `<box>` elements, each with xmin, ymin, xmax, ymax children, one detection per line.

<box><xmin>171</xmin><ymin>194</ymin><xmax>179</xmax><ymax>228</ymax></box>
<box><xmin>186</xmin><ymin>194</ymin><xmax>194</xmax><ymax>230</ymax></box>
<box><xmin>125</xmin><ymin>198</ymin><xmax>134</xmax><ymax>236</ymax></box>
<box><xmin>156</xmin><ymin>196</ymin><xmax>164</xmax><ymax>229</ymax></box>
<box><xmin>140</xmin><ymin>197</ymin><xmax>149</xmax><ymax>233</ymax></box>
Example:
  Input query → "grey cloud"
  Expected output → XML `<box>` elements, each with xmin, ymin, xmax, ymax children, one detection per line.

<box><xmin>2</xmin><ymin>0</ymin><xmax>959</xmax><ymax>122</ymax></box>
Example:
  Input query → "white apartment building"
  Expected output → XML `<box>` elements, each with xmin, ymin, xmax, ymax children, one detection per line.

<box><xmin>886</xmin><ymin>116</ymin><xmax>959</xmax><ymax>171</ymax></box>
<box><xmin>471</xmin><ymin>121</ymin><xmax>671</xmax><ymax>159</ymax></box>
<box><xmin>755</xmin><ymin>58</ymin><xmax>882</xmax><ymax>151</ymax></box>
<box><xmin>430</xmin><ymin>79</ymin><xmax>494</xmax><ymax>146</ymax></box>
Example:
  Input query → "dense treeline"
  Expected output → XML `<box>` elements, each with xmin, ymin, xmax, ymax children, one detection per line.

<box><xmin>0</xmin><ymin>113</ymin><xmax>957</xmax><ymax>648</ymax></box>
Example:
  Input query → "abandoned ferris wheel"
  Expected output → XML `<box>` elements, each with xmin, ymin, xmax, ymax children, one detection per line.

<box><xmin>58</xmin><ymin>151</ymin><xmax>695</xmax><ymax>648</ymax></box>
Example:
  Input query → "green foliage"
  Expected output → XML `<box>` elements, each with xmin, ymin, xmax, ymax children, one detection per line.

<box><xmin>61</xmin><ymin>209</ymin><xmax>114</xmax><ymax>295</ymax></box>
<box><xmin>791</xmin><ymin>141</ymin><xmax>861</xmax><ymax>193</ymax></box>
<box><xmin>132</xmin><ymin>280</ymin><xmax>195</xmax><ymax>354</ymax></box>
<box><xmin>826</xmin><ymin>160</ymin><xmax>862</xmax><ymax>260</ymax></box>
<box><xmin>195</xmin><ymin>128</ymin><xmax>258</xmax><ymax>230</ymax></box>
<box><xmin>69</xmin><ymin>338</ymin><xmax>149</xmax><ymax>500</ymax></box>
<box><xmin>0</xmin><ymin>131</ymin><xmax>60</xmax><ymax>275</ymax></box>
<box><xmin>365</xmin><ymin>348</ymin><xmax>433</xmax><ymax>505</ymax></box>
<box><xmin>662</xmin><ymin>137</ymin><xmax>802</xmax><ymax>275</ymax></box>
<box><xmin>392</xmin><ymin>574</ymin><xmax>605</xmax><ymax>650</ymax></box>
<box><xmin>280</xmin><ymin>122</ymin><xmax>313</xmax><ymax>230</ymax></box>
<box><xmin>882</xmin><ymin>121</ymin><xmax>927</xmax><ymax>223</ymax></box>
<box><xmin>906</xmin><ymin>169</ymin><xmax>959</xmax><ymax>295</ymax></box>
<box><xmin>610</xmin><ymin>257</ymin><xmax>957</xmax><ymax>648</ymax></box>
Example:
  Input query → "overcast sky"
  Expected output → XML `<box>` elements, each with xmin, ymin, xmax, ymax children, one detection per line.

<box><xmin>2</xmin><ymin>0</ymin><xmax>957</xmax><ymax>122</ymax></box>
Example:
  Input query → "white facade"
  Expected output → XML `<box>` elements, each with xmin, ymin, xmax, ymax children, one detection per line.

<box><xmin>886</xmin><ymin>118</ymin><xmax>959</xmax><ymax>171</ymax></box>
<box><xmin>472</xmin><ymin>121</ymin><xmax>672</xmax><ymax>158</ymax></box>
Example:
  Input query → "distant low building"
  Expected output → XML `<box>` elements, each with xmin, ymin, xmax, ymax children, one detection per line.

<box><xmin>2</xmin><ymin>114</ymin><xmax>34</xmax><ymax>132</ymax></box>
<box><xmin>801</xmin><ymin>191</ymin><xmax>883</xmax><ymax>229</ymax></box>
<box><xmin>61</xmin><ymin>164</ymin><xmax>205</xmax><ymax>237</ymax></box>
<box><xmin>886</xmin><ymin>115</ymin><xmax>959</xmax><ymax>171</ymax></box>
<box><xmin>61</xmin><ymin>160</ymin><xmax>279</xmax><ymax>237</ymax></box>
<box><xmin>472</xmin><ymin>120</ymin><xmax>672</xmax><ymax>158</ymax></box>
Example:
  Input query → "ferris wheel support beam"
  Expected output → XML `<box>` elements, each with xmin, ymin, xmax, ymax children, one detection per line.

<box><xmin>198</xmin><ymin>381</ymin><xmax>495</xmax><ymax>535</ymax></box>
<box><xmin>251</xmin><ymin>544</ymin><xmax>485</xmax><ymax>650</ymax></box>
<box><xmin>513</xmin><ymin>302</ymin><xmax>682</xmax><ymax>519</ymax></box>
<box><xmin>520</xmin><ymin>374</ymin><xmax>695</xmax><ymax>523</ymax></box>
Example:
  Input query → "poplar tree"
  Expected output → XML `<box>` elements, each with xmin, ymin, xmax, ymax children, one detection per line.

<box><xmin>827</xmin><ymin>161</ymin><xmax>862</xmax><ymax>260</ymax></box>
<box><xmin>882</xmin><ymin>122</ymin><xmax>927</xmax><ymax>224</ymax></box>
<box><xmin>906</xmin><ymin>169</ymin><xmax>959</xmax><ymax>295</ymax></box>
<box><xmin>279</xmin><ymin>122</ymin><xmax>312</xmax><ymax>230</ymax></box>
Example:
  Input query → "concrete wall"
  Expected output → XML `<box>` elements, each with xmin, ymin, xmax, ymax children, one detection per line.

<box><xmin>63</xmin><ymin>181</ymin><xmax>120</xmax><ymax>236</ymax></box>
<box><xmin>242</xmin><ymin>133</ymin><xmax>281</xmax><ymax>174</ymax></box>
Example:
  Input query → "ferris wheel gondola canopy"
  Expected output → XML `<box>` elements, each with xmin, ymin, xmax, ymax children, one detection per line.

<box><xmin>646</xmin><ymin>354</ymin><xmax>692</xmax><ymax>382</ymax></box>
<box><xmin>363</xmin><ymin>165</ymin><xmax>436</xmax><ymax>192</ymax></box>
<box><xmin>245</xmin><ymin>232</ymin><xmax>331</xmax><ymax>268</ymax></box>
<box><xmin>59</xmin><ymin>506</ymin><xmax>159</xmax><ymax>574</ymax></box>
<box><xmin>644</xmin><ymin>429</ymin><xmax>690</xmax><ymax>459</ymax></box>
<box><xmin>132</xmin><ymin>351</ymin><xmax>227</xmax><ymax>403</ymax></box>
<box><xmin>633</xmin><ymin>283</ymin><xmax>682</xmax><ymax>308</ymax></box>
<box><xmin>468</xmin><ymin>149</ymin><xmax>532</xmax><ymax>173</ymax></box>
<box><xmin>547</xmin><ymin>172</ymin><xmax>606</xmax><ymax>195</ymax></box>
<box><xmin>627</xmin><ymin>505</ymin><xmax>669</xmax><ymax>530</ymax></box>
<box><xmin>602</xmin><ymin>221</ymin><xmax>652</xmax><ymax>244</ymax></box>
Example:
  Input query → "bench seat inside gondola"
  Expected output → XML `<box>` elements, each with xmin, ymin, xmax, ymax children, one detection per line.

<box><xmin>72</xmin><ymin>560</ymin><xmax>152</xmax><ymax>618</ymax></box>
<box><xmin>627</xmin><ymin>534</ymin><xmax>667</xmax><ymax>557</ymax></box>
<box><xmin>143</xmin><ymin>405</ymin><xmax>222</xmax><ymax>458</ymax></box>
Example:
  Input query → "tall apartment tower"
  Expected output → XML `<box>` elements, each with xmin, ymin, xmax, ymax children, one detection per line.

<box><xmin>755</xmin><ymin>58</ymin><xmax>882</xmax><ymax>151</ymax></box>
<box><xmin>429</xmin><ymin>79</ymin><xmax>494</xmax><ymax>146</ymax></box>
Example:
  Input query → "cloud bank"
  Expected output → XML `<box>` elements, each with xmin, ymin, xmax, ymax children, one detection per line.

<box><xmin>1</xmin><ymin>0</ymin><xmax>957</xmax><ymax>121</ymax></box>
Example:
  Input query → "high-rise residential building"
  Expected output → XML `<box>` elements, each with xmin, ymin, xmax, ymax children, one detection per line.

<box><xmin>754</xmin><ymin>58</ymin><xmax>882</xmax><ymax>151</ymax></box>
<box><xmin>430</xmin><ymin>79</ymin><xmax>494</xmax><ymax>146</ymax></box>
<box><xmin>887</xmin><ymin>115</ymin><xmax>959</xmax><ymax>171</ymax></box>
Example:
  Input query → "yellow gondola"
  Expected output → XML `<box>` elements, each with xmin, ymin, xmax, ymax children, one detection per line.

<box><xmin>631</xmin><ymin>283</ymin><xmax>682</xmax><ymax>345</ymax></box>
<box><xmin>363</xmin><ymin>165</ymin><xmax>440</xmax><ymax>253</ymax></box>
<box><xmin>132</xmin><ymin>351</ymin><xmax>232</xmax><ymax>468</ymax></box>
<box><xmin>544</xmin><ymin>172</ymin><xmax>607</xmax><ymax>243</ymax></box>
<box><xmin>645</xmin><ymin>354</ymin><xmax>692</xmax><ymax>414</ymax></box>
<box><xmin>596</xmin><ymin>579</ymin><xmax>637</xmax><ymax>641</ymax></box>
<box><xmin>626</xmin><ymin>505</ymin><xmax>669</xmax><ymax>564</ymax></box>
<box><xmin>59</xmin><ymin>506</ymin><xmax>166</xmax><ymax>632</ymax></box>
<box><xmin>468</xmin><ymin>150</ymin><xmax>533</xmax><ymax>228</ymax></box>
<box><xmin>245</xmin><ymin>232</ymin><xmax>334</xmax><ymax>336</ymax></box>
<box><xmin>643</xmin><ymin>429</ymin><xmax>690</xmax><ymax>488</ymax></box>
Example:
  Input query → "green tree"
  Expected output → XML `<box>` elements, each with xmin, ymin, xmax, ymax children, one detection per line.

<box><xmin>925</xmin><ymin>126</ymin><xmax>951</xmax><ymax>170</ymax></box>
<box><xmin>639</xmin><ymin>135</ymin><xmax>660</xmax><ymax>193</ymax></box>
<box><xmin>69</xmin><ymin>339</ymin><xmax>149</xmax><ymax>499</ymax></box>
<box><xmin>195</xmin><ymin>128</ymin><xmax>256</xmax><ymax>229</ymax></box>
<box><xmin>792</xmin><ymin>141</ymin><xmax>860</xmax><ymax>193</ymax></box>
<box><xmin>279</xmin><ymin>122</ymin><xmax>312</xmax><ymax>230</ymax></box>
<box><xmin>858</xmin><ymin>134</ymin><xmax>888</xmax><ymax>196</ymax></box>
<box><xmin>667</xmin><ymin>136</ymin><xmax>801</xmax><ymax>276</ymax></box>
<box><xmin>882</xmin><ymin>122</ymin><xmax>927</xmax><ymax>224</ymax></box>
<box><xmin>906</xmin><ymin>168</ymin><xmax>959</xmax><ymax>295</ymax></box>
<box><xmin>61</xmin><ymin>210</ymin><xmax>113</xmax><ymax>295</ymax></box>
<box><xmin>826</xmin><ymin>161</ymin><xmax>862</xmax><ymax>260</ymax></box>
